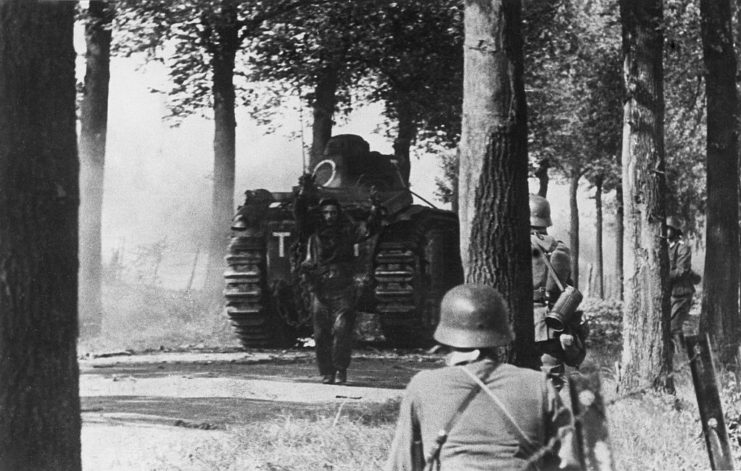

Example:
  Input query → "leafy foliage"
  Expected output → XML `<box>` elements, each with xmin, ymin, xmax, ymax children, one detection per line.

<box><xmin>525</xmin><ymin>0</ymin><xmax>622</xmax><ymax>189</ymax></box>
<box><xmin>582</xmin><ymin>297</ymin><xmax>623</xmax><ymax>345</ymax></box>
<box><xmin>361</xmin><ymin>0</ymin><xmax>463</xmax><ymax>144</ymax></box>
<box><xmin>245</xmin><ymin>0</ymin><xmax>464</xmax><ymax>146</ymax></box>
<box><xmin>113</xmin><ymin>0</ymin><xmax>316</xmax><ymax>123</ymax></box>
<box><xmin>664</xmin><ymin>0</ymin><xmax>706</xmax><ymax>238</ymax></box>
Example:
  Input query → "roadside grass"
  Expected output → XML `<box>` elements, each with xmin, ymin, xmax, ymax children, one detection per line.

<box><xmin>151</xmin><ymin>402</ymin><xmax>400</xmax><ymax>471</ymax></box>
<box><xmin>159</xmin><ymin>372</ymin><xmax>740</xmax><ymax>470</ymax></box>
<box><xmin>78</xmin><ymin>282</ymin><xmax>241</xmax><ymax>355</ymax></box>
<box><xmin>86</xmin><ymin>290</ymin><xmax>741</xmax><ymax>470</ymax></box>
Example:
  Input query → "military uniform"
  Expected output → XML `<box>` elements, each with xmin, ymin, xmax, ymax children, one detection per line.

<box><xmin>385</xmin><ymin>359</ymin><xmax>576</xmax><ymax>471</ymax></box>
<box><xmin>294</xmin><ymin>184</ymin><xmax>380</xmax><ymax>384</ymax></box>
<box><xmin>668</xmin><ymin>238</ymin><xmax>694</xmax><ymax>336</ymax></box>
<box><xmin>532</xmin><ymin>231</ymin><xmax>580</xmax><ymax>387</ymax></box>
<box><xmin>386</xmin><ymin>284</ymin><xmax>578</xmax><ymax>471</ymax></box>
<box><xmin>304</xmin><ymin>222</ymin><xmax>368</xmax><ymax>381</ymax></box>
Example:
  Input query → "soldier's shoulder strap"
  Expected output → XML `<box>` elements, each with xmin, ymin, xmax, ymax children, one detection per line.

<box><xmin>421</xmin><ymin>368</ymin><xmax>488</xmax><ymax>471</ymax></box>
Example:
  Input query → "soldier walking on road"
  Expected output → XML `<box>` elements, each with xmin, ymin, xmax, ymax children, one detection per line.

<box><xmin>294</xmin><ymin>175</ymin><xmax>382</xmax><ymax>385</ymax></box>
<box><xmin>666</xmin><ymin>216</ymin><xmax>696</xmax><ymax>350</ymax></box>
<box><xmin>386</xmin><ymin>284</ymin><xmax>578</xmax><ymax>471</ymax></box>
<box><xmin>530</xmin><ymin>195</ymin><xmax>586</xmax><ymax>390</ymax></box>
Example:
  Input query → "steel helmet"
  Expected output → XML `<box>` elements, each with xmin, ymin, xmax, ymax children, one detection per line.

<box><xmin>529</xmin><ymin>194</ymin><xmax>552</xmax><ymax>228</ymax></box>
<box><xmin>434</xmin><ymin>284</ymin><xmax>513</xmax><ymax>348</ymax></box>
<box><xmin>666</xmin><ymin>216</ymin><xmax>684</xmax><ymax>233</ymax></box>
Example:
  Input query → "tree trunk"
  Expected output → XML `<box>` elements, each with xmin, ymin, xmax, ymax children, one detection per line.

<box><xmin>309</xmin><ymin>66</ymin><xmax>338</xmax><ymax>169</ymax></box>
<box><xmin>0</xmin><ymin>2</ymin><xmax>81</xmax><ymax>469</ymax></box>
<box><xmin>458</xmin><ymin>0</ymin><xmax>535</xmax><ymax>369</ymax></box>
<box><xmin>203</xmin><ymin>0</ymin><xmax>240</xmax><ymax>303</ymax></box>
<box><xmin>393</xmin><ymin>99</ymin><xmax>416</xmax><ymax>186</ymax></box>
<box><xmin>569</xmin><ymin>170</ymin><xmax>580</xmax><ymax>289</ymax></box>
<box><xmin>700</xmin><ymin>0</ymin><xmax>740</xmax><ymax>365</ymax></box>
<box><xmin>452</xmin><ymin>150</ymin><xmax>460</xmax><ymax>214</ymax></box>
<box><xmin>534</xmin><ymin>158</ymin><xmax>550</xmax><ymax>197</ymax></box>
<box><xmin>615</xmin><ymin>185</ymin><xmax>624</xmax><ymax>300</ymax></box>
<box><xmin>618</xmin><ymin>0</ymin><xmax>673</xmax><ymax>393</ymax></box>
<box><xmin>595</xmin><ymin>177</ymin><xmax>604</xmax><ymax>299</ymax></box>
<box><xmin>79</xmin><ymin>0</ymin><xmax>113</xmax><ymax>337</ymax></box>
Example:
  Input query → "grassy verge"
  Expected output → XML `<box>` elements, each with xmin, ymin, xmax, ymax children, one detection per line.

<box><xmin>151</xmin><ymin>402</ymin><xmax>400</xmax><ymax>471</ymax></box>
<box><xmin>87</xmin><ymin>291</ymin><xmax>740</xmax><ymax>470</ymax></box>
<box><xmin>159</xmin><ymin>375</ymin><xmax>740</xmax><ymax>470</ymax></box>
<box><xmin>79</xmin><ymin>282</ymin><xmax>240</xmax><ymax>354</ymax></box>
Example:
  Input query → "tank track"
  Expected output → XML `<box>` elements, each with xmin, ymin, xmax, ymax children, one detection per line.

<box><xmin>224</xmin><ymin>235</ymin><xmax>287</xmax><ymax>347</ymax></box>
<box><xmin>374</xmin><ymin>213</ymin><xmax>462</xmax><ymax>347</ymax></box>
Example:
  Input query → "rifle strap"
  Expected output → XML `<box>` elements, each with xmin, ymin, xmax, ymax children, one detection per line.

<box><xmin>531</xmin><ymin>235</ymin><xmax>565</xmax><ymax>292</ymax></box>
<box><xmin>421</xmin><ymin>364</ymin><xmax>497</xmax><ymax>471</ymax></box>
<box><xmin>459</xmin><ymin>365</ymin><xmax>540</xmax><ymax>457</ymax></box>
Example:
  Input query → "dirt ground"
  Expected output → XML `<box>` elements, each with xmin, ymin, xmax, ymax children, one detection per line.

<box><xmin>79</xmin><ymin>347</ymin><xmax>442</xmax><ymax>470</ymax></box>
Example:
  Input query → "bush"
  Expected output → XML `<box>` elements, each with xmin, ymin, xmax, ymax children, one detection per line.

<box><xmin>78</xmin><ymin>281</ymin><xmax>240</xmax><ymax>354</ymax></box>
<box><xmin>581</xmin><ymin>297</ymin><xmax>623</xmax><ymax>346</ymax></box>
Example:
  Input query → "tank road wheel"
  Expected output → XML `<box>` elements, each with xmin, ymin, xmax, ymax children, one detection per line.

<box><xmin>224</xmin><ymin>235</ymin><xmax>296</xmax><ymax>348</ymax></box>
<box><xmin>373</xmin><ymin>215</ymin><xmax>463</xmax><ymax>347</ymax></box>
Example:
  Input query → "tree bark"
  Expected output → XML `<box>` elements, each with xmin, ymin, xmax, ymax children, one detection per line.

<box><xmin>203</xmin><ymin>0</ymin><xmax>240</xmax><ymax>303</ymax></box>
<box><xmin>0</xmin><ymin>2</ymin><xmax>81</xmax><ymax>469</ymax></box>
<box><xmin>615</xmin><ymin>185</ymin><xmax>624</xmax><ymax>300</ymax></box>
<box><xmin>458</xmin><ymin>0</ymin><xmax>535</xmax><ymax>369</ymax></box>
<box><xmin>79</xmin><ymin>0</ymin><xmax>113</xmax><ymax>337</ymax></box>
<box><xmin>700</xmin><ymin>0</ymin><xmax>740</xmax><ymax>365</ymax></box>
<box><xmin>619</xmin><ymin>0</ymin><xmax>673</xmax><ymax>393</ymax></box>
<box><xmin>595</xmin><ymin>177</ymin><xmax>604</xmax><ymax>299</ymax></box>
<box><xmin>309</xmin><ymin>66</ymin><xmax>339</xmax><ymax>169</ymax></box>
<box><xmin>569</xmin><ymin>170</ymin><xmax>580</xmax><ymax>289</ymax></box>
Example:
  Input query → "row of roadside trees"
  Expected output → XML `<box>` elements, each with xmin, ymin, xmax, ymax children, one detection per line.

<box><xmin>1</xmin><ymin>0</ymin><xmax>740</xmax><ymax>468</ymax></box>
<box><xmin>77</xmin><ymin>0</ymin><xmax>715</xmax><ymax>338</ymax></box>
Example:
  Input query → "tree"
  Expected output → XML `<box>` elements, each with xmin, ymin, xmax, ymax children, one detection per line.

<box><xmin>361</xmin><ymin>0</ymin><xmax>464</xmax><ymax>182</ymax></box>
<box><xmin>116</xmin><ymin>0</ymin><xmax>314</xmax><ymax>302</ymax></box>
<box><xmin>0</xmin><ymin>2</ymin><xmax>81</xmax><ymax>469</ymax></box>
<box><xmin>247</xmin><ymin>1</ymin><xmax>368</xmax><ymax>168</ymax></box>
<box><xmin>249</xmin><ymin>0</ymin><xmax>465</xmax><ymax>178</ymax></box>
<box><xmin>699</xmin><ymin>0</ymin><xmax>740</xmax><ymax>365</ymax></box>
<box><xmin>79</xmin><ymin>0</ymin><xmax>115</xmax><ymax>337</ymax></box>
<box><xmin>458</xmin><ymin>0</ymin><xmax>536</xmax><ymax>369</ymax></box>
<box><xmin>618</xmin><ymin>0</ymin><xmax>673</xmax><ymax>393</ymax></box>
<box><xmin>524</xmin><ymin>0</ymin><xmax>622</xmax><ymax>290</ymax></box>
<box><xmin>664</xmin><ymin>0</ymin><xmax>706</xmax><ymax>236</ymax></box>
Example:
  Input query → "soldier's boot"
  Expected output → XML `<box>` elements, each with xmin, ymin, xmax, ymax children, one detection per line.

<box><xmin>335</xmin><ymin>369</ymin><xmax>347</xmax><ymax>385</ymax></box>
<box><xmin>322</xmin><ymin>373</ymin><xmax>336</xmax><ymax>384</ymax></box>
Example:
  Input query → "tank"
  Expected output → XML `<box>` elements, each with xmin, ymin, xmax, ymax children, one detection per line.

<box><xmin>224</xmin><ymin>134</ymin><xmax>463</xmax><ymax>348</ymax></box>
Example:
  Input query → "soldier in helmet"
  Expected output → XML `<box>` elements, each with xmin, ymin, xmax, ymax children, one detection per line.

<box><xmin>294</xmin><ymin>174</ymin><xmax>383</xmax><ymax>385</ymax></box>
<box><xmin>666</xmin><ymin>216</ymin><xmax>695</xmax><ymax>349</ymax></box>
<box><xmin>386</xmin><ymin>284</ymin><xmax>578</xmax><ymax>471</ymax></box>
<box><xmin>530</xmin><ymin>194</ymin><xmax>585</xmax><ymax>390</ymax></box>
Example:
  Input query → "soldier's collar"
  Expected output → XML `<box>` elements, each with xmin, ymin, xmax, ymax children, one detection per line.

<box><xmin>445</xmin><ymin>350</ymin><xmax>479</xmax><ymax>366</ymax></box>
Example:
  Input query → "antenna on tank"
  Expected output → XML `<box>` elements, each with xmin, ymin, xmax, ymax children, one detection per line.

<box><xmin>298</xmin><ymin>86</ymin><xmax>307</xmax><ymax>174</ymax></box>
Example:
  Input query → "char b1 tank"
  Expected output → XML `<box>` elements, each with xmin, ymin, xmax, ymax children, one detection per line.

<box><xmin>224</xmin><ymin>134</ymin><xmax>463</xmax><ymax>348</ymax></box>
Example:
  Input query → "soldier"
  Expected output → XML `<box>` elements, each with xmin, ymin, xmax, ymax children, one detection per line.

<box><xmin>386</xmin><ymin>284</ymin><xmax>578</xmax><ymax>471</ymax></box>
<box><xmin>666</xmin><ymin>216</ymin><xmax>695</xmax><ymax>349</ymax></box>
<box><xmin>294</xmin><ymin>174</ymin><xmax>382</xmax><ymax>385</ymax></box>
<box><xmin>530</xmin><ymin>194</ymin><xmax>585</xmax><ymax>390</ymax></box>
